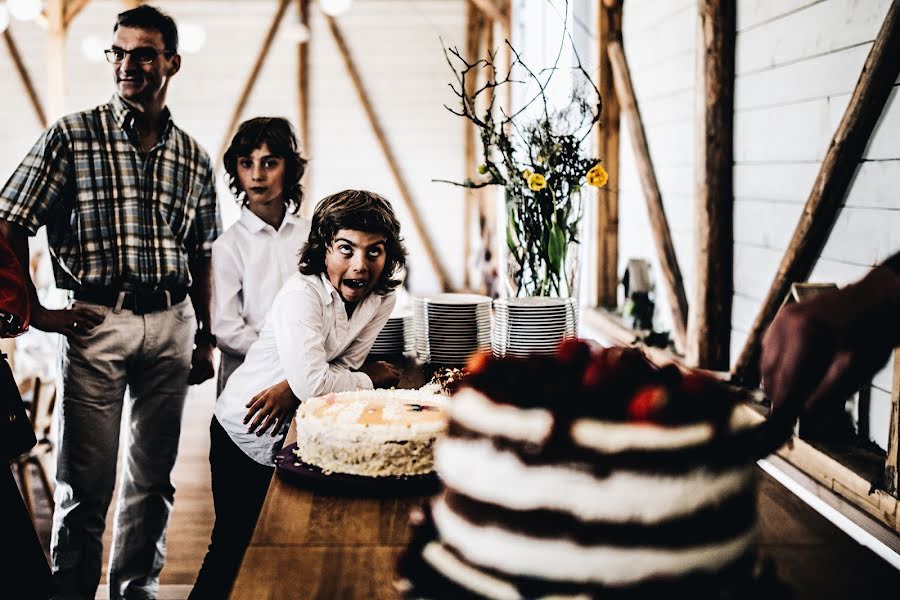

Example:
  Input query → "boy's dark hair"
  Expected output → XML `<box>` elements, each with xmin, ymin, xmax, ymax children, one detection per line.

<box><xmin>115</xmin><ymin>5</ymin><xmax>179</xmax><ymax>53</ymax></box>
<box><xmin>223</xmin><ymin>117</ymin><xmax>307</xmax><ymax>214</ymax></box>
<box><xmin>299</xmin><ymin>190</ymin><xmax>407</xmax><ymax>295</ymax></box>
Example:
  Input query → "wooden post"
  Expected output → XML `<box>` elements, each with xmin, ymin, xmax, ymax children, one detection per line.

<box><xmin>64</xmin><ymin>0</ymin><xmax>90</xmax><ymax>27</ymax></box>
<box><xmin>468</xmin><ymin>0</ymin><xmax>505</xmax><ymax>23</ymax></box>
<box><xmin>3</xmin><ymin>31</ymin><xmax>47</xmax><ymax>128</ymax></box>
<box><xmin>608</xmin><ymin>40</ymin><xmax>689</xmax><ymax>351</ymax></box>
<box><xmin>887</xmin><ymin>348</ymin><xmax>900</xmax><ymax>497</ymax></box>
<box><xmin>687</xmin><ymin>0</ymin><xmax>734</xmax><ymax>369</ymax></box>
<box><xmin>325</xmin><ymin>16</ymin><xmax>453</xmax><ymax>292</ymax></box>
<box><xmin>732</xmin><ymin>0</ymin><xmax>900</xmax><ymax>385</ymax></box>
<box><xmin>217</xmin><ymin>0</ymin><xmax>290</xmax><ymax>164</ymax></box>
<box><xmin>46</xmin><ymin>0</ymin><xmax>67</xmax><ymax>122</ymax></box>
<box><xmin>595</xmin><ymin>0</ymin><xmax>622</xmax><ymax>309</ymax></box>
<box><xmin>464</xmin><ymin>1</ymin><xmax>488</xmax><ymax>292</ymax></box>
<box><xmin>296</xmin><ymin>0</ymin><xmax>311</xmax><ymax>217</ymax></box>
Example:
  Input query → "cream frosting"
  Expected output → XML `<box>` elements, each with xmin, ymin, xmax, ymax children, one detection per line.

<box><xmin>435</xmin><ymin>437</ymin><xmax>755</xmax><ymax>522</ymax></box>
<box><xmin>432</xmin><ymin>498</ymin><xmax>758</xmax><ymax>586</ymax></box>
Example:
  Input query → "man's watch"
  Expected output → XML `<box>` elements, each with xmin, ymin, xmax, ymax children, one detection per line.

<box><xmin>194</xmin><ymin>329</ymin><xmax>217</xmax><ymax>347</ymax></box>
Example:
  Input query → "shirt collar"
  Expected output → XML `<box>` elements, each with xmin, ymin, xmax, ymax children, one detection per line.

<box><xmin>239</xmin><ymin>206</ymin><xmax>299</xmax><ymax>234</ymax></box>
<box><xmin>109</xmin><ymin>94</ymin><xmax>174</xmax><ymax>139</ymax></box>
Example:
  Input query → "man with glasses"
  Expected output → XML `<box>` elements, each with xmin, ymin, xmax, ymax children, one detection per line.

<box><xmin>0</xmin><ymin>5</ymin><xmax>219</xmax><ymax>599</ymax></box>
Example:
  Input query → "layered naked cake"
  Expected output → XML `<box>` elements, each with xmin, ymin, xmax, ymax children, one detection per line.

<box><xmin>397</xmin><ymin>342</ymin><xmax>770</xmax><ymax>598</ymax></box>
<box><xmin>293</xmin><ymin>389</ymin><xmax>448</xmax><ymax>477</ymax></box>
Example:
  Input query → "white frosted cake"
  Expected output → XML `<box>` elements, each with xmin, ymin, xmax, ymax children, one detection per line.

<box><xmin>397</xmin><ymin>343</ymin><xmax>772</xmax><ymax>598</ymax></box>
<box><xmin>294</xmin><ymin>388</ymin><xmax>448</xmax><ymax>477</ymax></box>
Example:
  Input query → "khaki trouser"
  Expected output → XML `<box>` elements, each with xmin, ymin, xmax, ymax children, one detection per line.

<box><xmin>51</xmin><ymin>297</ymin><xmax>195</xmax><ymax>600</ymax></box>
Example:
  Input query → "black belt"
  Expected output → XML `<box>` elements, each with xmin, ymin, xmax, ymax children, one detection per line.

<box><xmin>73</xmin><ymin>286</ymin><xmax>188</xmax><ymax>315</ymax></box>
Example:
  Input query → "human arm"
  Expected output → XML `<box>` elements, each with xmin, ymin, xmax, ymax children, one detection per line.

<box><xmin>188</xmin><ymin>255</ymin><xmax>215</xmax><ymax>385</ymax></box>
<box><xmin>0</xmin><ymin>128</ymin><xmax>103</xmax><ymax>341</ymax></box>
<box><xmin>761</xmin><ymin>260</ymin><xmax>900</xmax><ymax>418</ymax></box>
<box><xmin>186</xmin><ymin>159</ymin><xmax>219</xmax><ymax>385</ymax></box>
<box><xmin>211</xmin><ymin>241</ymin><xmax>259</xmax><ymax>356</ymax></box>
<box><xmin>334</xmin><ymin>293</ymin><xmax>399</xmax><ymax>388</ymax></box>
<box><xmin>0</xmin><ymin>221</ymin><xmax>103</xmax><ymax>340</ymax></box>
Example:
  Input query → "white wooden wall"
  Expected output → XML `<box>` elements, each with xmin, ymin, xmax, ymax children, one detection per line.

<box><xmin>0</xmin><ymin>0</ymin><xmax>467</xmax><ymax>295</ymax></box>
<box><xmin>616</xmin><ymin>0</ymin><xmax>899</xmax><ymax>450</ymax></box>
<box><xmin>617</xmin><ymin>0</ymin><xmax>697</xmax><ymax>336</ymax></box>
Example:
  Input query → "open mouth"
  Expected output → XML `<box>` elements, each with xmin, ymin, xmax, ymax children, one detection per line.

<box><xmin>342</xmin><ymin>279</ymin><xmax>368</xmax><ymax>290</ymax></box>
<box><xmin>249</xmin><ymin>187</ymin><xmax>268</xmax><ymax>194</ymax></box>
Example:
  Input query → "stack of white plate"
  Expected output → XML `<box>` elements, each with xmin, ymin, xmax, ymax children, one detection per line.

<box><xmin>414</xmin><ymin>294</ymin><xmax>492</xmax><ymax>365</ymax></box>
<box><xmin>492</xmin><ymin>297</ymin><xmax>578</xmax><ymax>358</ymax></box>
<box><xmin>370</xmin><ymin>314</ymin><xmax>413</xmax><ymax>357</ymax></box>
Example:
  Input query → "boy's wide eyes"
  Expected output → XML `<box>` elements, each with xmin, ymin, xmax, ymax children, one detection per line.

<box><xmin>335</xmin><ymin>244</ymin><xmax>384</xmax><ymax>259</ymax></box>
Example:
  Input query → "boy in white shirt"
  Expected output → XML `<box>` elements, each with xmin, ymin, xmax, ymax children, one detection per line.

<box><xmin>190</xmin><ymin>189</ymin><xmax>406</xmax><ymax>600</ymax></box>
<box><xmin>213</xmin><ymin>117</ymin><xmax>312</xmax><ymax>394</ymax></box>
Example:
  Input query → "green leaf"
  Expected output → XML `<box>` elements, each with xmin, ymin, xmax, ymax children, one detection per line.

<box><xmin>547</xmin><ymin>222</ymin><xmax>565</xmax><ymax>275</ymax></box>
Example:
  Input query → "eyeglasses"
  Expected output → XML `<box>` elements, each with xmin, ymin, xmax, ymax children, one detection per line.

<box><xmin>105</xmin><ymin>47</ymin><xmax>174</xmax><ymax>65</ymax></box>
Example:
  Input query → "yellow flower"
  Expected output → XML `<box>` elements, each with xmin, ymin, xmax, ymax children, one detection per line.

<box><xmin>477</xmin><ymin>164</ymin><xmax>488</xmax><ymax>174</ymax></box>
<box><xmin>586</xmin><ymin>164</ymin><xmax>608</xmax><ymax>188</ymax></box>
<box><xmin>527</xmin><ymin>173</ymin><xmax>547</xmax><ymax>191</ymax></box>
<box><xmin>522</xmin><ymin>168</ymin><xmax>532</xmax><ymax>180</ymax></box>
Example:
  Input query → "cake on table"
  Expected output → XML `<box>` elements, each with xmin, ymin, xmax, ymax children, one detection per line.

<box><xmin>293</xmin><ymin>388</ymin><xmax>448</xmax><ymax>478</ymax></box>
<box><xmin>396</xmin><ymin>341</ymin><xmax>782</xmax><ymax>598</ymax></box>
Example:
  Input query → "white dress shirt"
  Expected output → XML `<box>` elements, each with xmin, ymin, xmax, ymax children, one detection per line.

<box><xmin>211</xmin><ymin>207</ymin><xmax>312</xmax><ymax>356</ymax></box>
<box><xmin>215</xmin><ymin>272</ymin><xmax>397</xmax><ymax>465</ymax></box>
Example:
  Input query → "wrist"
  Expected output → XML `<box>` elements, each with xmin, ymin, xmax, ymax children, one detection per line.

<box><xmin>194</xmin><ymin>328</ymin><xmax>217</xmax><ymax>347</ymax></box>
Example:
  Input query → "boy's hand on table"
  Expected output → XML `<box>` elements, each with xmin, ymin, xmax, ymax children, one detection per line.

<box><xmin>360</xmin><ymin>360</ymin><xmax>400</xmax><ymax>388</ymax></box>
<box><xmin>245</xmin><ymin>379</ymin><xmax>300</xmax><ymax>437</ymax></box>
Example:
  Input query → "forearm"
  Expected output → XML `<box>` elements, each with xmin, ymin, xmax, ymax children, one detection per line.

<box><xmin>189</xmin><ymin>256</ymin><xmax>213</xmax><ymax>330</ymax></box>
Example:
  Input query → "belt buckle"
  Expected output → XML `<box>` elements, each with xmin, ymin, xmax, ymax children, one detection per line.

<box><xmin>113</xmin><ymin>291</ymin><xmax>126</xmax><ymax>314</ymax></box>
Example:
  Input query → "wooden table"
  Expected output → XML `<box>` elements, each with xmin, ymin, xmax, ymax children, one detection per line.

<box><xmin>232</xmin><ymin>366</ymin><xmax>900</xmax><ymax>598</ymax></box>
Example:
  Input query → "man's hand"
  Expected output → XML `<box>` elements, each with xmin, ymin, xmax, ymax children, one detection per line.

<box><xmin>189</xmin><ymin>342</ymin><xmax>215</xmax><ymax>385</ymax></box>
<box><xmin>244</xmin><ymin>379</ymin><xmax>299</xmax><ymax>437</ymax></box>
<box><xmin>32</xmin><ymin>304</ymin><xmax>105</xmax><ymax>345</ymax></box>
<box><xmin>359</xmin><ymin>360</ymin><xmax>400</xmax><ymax>389</ymax></box>
<box><xmin>761</xmin><ymin>266</ymin><xmax>900</xmax><ymax>417</ymax></box>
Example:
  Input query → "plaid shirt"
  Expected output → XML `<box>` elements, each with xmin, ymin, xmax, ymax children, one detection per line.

<box><xmin>0</xmin><ymin>94</ymin><xmax>219</xmax><ymax>291</ymax></box>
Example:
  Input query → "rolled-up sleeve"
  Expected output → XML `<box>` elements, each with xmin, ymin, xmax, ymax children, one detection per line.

<box><xmin>272</xmin><ymin>286</ymin><xmax>371</xmax><ymax>401</ymax></box>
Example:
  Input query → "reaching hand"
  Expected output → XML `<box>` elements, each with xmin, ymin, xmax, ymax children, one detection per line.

<box><xmin>32</xmin><ymin>305</ymin><xmax>105</xmax><ymax>345</ymax></box>
<box><xmin>359</xmin><ymin>360</ymin><xmax>400</xmax><ymax>389</ymax></box>
<box><xmin>761</xmin><ymin>265</ymin><xmax>900</xmax><ymax>418</ymax></box>
<box><xmin>244</xmin><ymin>379</ymin><xmax>300</xmax><ymax>437</ymax></box>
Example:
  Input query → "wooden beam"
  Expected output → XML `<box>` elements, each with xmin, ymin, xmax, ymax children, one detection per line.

<box><xmin>468</xmin><ymin>0</ymin><xmax>505</xmax><ymax>23</ymax></box>
<box><xmin>296</xmin><ymin>0</ymin><xmax>311</xmax><ymax>217</ymax></box>
<box><xmin>464</xmin><ymin>1</ymin><xmax>487</xmax><ymax>292</ymax></box>
<box><xmin>64</xmin><ymin>0</ymin><xmax>90</xmax><ymax>27</ymax></box>
<box><xmin>325</xmin><ymin>16</ymin><xmax>453</xmax><ymax>292</ymax></box>
<box><xmin>217</xmin><ymin>0</ymin><xmax>290</xmax><ymax>165</ymax></box>
<box><xmin>732</xmin><ymin>0</ymin><xmax>900</xmax><ymax>385</ymax></box>
<box><xmin>687</xmin><ymin>0</ymin><xmax>734</xmax><ymax>370</ymax></box>
<box><xmin>3</xmin><ymin>31</ymin><xmax>48</xmax><ymax>128</ymax></box>
<box><xmin>595</xmin><ymin>0</ymin><xmax>622</xmax><ymax>309</ymax></box>
<box><xmin>887</xmin><ymin>348</ymin><xmax>900</xmax><ymax>497</ymax></box>
<box><xmin>46</xmin><ymin>0</ymin><xmax>67</xmax><ymax>121</ymax></box>
<box><xmin>608</xmin><ymin>39</ymin><xmax>689</xmax><ymax>352</ymax></box>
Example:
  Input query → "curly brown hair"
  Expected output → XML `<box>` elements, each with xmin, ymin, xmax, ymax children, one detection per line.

<box><xmin>223</xmin><ymin>117</ymin><xmax>307</xmax><ymax>214</ymax></box>
<box><xmin>299</xmin><ymin>190</ymin><xmax>407</xmax><ymax>294</ymax></box>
